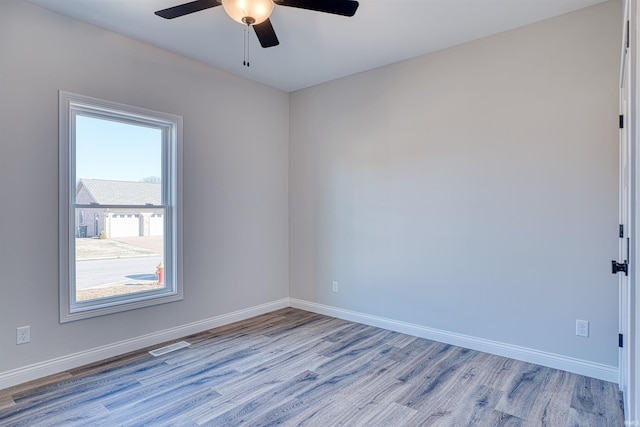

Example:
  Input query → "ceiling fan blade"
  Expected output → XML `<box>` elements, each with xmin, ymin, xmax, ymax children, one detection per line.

<box><xmin>274</xmin><ymin>0</ymin><xmax>358</xmax><ymax>17</ymax></box>
<box><xmin>253</xmin><ymin>19</ymin><xmax>280</xmax><ymax>48</ymax></box>
<box><xmin>155</xmin><ymin>0</ymin><xmax>221</xmax><ymax>19</ymax></box>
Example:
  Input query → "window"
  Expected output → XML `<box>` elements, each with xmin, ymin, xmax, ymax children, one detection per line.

<box><xmin>59</xmin><ymin>91</ymin><xmax>183</xmax><ymax>322</ymax></box>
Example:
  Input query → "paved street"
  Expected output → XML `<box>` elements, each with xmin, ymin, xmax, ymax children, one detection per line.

<box><xmin>76</xmin><ymin>256</ymin><xmax>163</xmax><ymax>290</ymax></box>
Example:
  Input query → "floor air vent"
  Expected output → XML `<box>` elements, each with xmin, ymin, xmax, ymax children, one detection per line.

<box><xmin>149</xmin><ymin>341</ymin><xmax>191</xmax><ymax>357</ymax></box>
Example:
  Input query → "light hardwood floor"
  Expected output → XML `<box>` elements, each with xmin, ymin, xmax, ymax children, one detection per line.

<box><xmin>0</xmin><ymin>308</ymin><xmax>625</xmax><ymax>426</ymax></box>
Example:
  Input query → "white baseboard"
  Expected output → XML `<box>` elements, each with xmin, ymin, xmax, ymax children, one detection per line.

<box><xmin>0</xmin><ymin>298</ymin><xmax>289</xmax><ymax>390</ymax></box>
<box><xmin>0</xmin><ymin>297</ymin><xmax>618</xmax><ymax>391</ymax></box>
<box><xmin>289</xmin><ymin>298</ymin><xmax>619</xmax><ymax>383</ymax></box>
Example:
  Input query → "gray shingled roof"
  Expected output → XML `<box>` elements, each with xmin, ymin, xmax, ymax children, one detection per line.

<box><xmin>78</xmin><ymin>179</ymin><xmax>161</xmax><ymax>205</ymax></box>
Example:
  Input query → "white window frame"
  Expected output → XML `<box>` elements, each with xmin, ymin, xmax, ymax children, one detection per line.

<box><xmin>59</xmin><ymin>91</ymin><xmax>183</xmax><ymax>323</ymax></box>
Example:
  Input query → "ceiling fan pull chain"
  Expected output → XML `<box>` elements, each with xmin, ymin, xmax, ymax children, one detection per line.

<box><xmin>243</xmin><ymin>23</ymin><xmax>250</xmax><ymax>67</ymax></box>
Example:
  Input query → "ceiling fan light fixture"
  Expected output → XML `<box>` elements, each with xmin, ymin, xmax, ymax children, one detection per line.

<box><xmin>222</xmin><ymin>0</ymin><xmax>274</xmax><ymax>25</ymax></box>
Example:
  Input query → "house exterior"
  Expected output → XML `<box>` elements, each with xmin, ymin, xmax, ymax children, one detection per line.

<box><xmin>75</xmin><ymin>179</ymin><xmax>163</xmax><ymax>238</ymax></box>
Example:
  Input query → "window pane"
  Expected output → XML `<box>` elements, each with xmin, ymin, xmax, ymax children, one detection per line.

<box><xmin>75</xmin><ymin>115</ymin><xmax>162</xmax><ymax>188</ymax></box>
<box><xmin>60</xmin><ymin>91</ymin><xmax>182</xmax><ymax>322</ymax></box>
<box><xmin>74</xmin><ymin>208</ymin><xmax>165</xmax><ymax>303</ymax></box>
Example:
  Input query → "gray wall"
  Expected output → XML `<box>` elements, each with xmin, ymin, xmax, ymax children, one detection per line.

<box><xmin>0</xmin><ymin>0</ymin><xmax>289</xmax><ymax>372</ymax></box>
<box><xmin>289</xmin><ymin>1</ymin><xmax>622</xmax><ymax>366</ymax></box>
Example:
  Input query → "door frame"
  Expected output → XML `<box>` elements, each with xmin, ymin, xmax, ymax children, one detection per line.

<box><xmin>621</xmin><ymin>0</ymin><xmax>631</xmax><ymax>408</ymax></box>
<box><xmin>623</xmin><ymin>0</ymin><xmax>639</xmax><ymax>422</ymax></box>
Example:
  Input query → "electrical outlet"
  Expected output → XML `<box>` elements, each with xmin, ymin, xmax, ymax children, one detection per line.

<box><xmin>576</xmin><ymin>320</ymin><xmax>589</xmax><ymax>338</ymax></box>
<box><xmin>17</xmin><ymin>326</ymin><xmax>30</xmax><ymax>345</ymax></box>
<box><xmin>332</xmin><ymin>281</ymin><xmax>339</xmax><ymax>293</ymax></box>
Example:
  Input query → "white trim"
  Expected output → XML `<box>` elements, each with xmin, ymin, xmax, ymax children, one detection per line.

<box><xmin>631</xmin><ymin>0</ymin><xmax>640</xmax><ymax>422</ymax></box>
<box><xmin>58</xmin><ymin>90</ymin><xmax>184</xmax><ymax>322</ymax></box>
<box><xmin>0</xmin><ymin>298</ymin><xmax>289</xmax><ymax>390</ymax></box>
<box><xmin>622</xmin><ymin>0</ymin><xmax>632</xmax><ymax>394</ymax></box>
<box><xmin>290</xmin><ymin>298</ymin><xmax>619</xmax><ymax>383</ymax></box>
<box><xmin>623</xmin><ymin>0</ymin><xmax>640</xmax><ymax>422</ymax></box>
<box><xmin>0</xmin><ymin>297</ymin><xmax>619</xmax><ymax>391</ymax></box>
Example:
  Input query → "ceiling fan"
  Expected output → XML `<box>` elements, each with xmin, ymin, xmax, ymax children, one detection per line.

<box><xmin>155</xmin><ymin>0</ymin><xmax>360</xmax><ymax>49</ymax></box>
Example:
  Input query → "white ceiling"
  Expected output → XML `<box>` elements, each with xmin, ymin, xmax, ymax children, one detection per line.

<box><xmin>25</xmin><ymin>0</ymin><xmax>607</xmax><ymax>92</ymax></box>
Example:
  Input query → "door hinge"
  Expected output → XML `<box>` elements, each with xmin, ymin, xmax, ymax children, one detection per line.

<box><xmin>620</xmin><ymin>224</ymin><xmax>624</xmax><ymax>238</ymax></box>
<box><xmin>612</xmin><ymin>260</ymin><xmax>629</xmax><ymax>276</ymax></box>
<box><xmin>619</xmin><ymin>333</ymin><xmax>624</xmax><ymax>348</ymax></box>
<box><xmin>620</xmin><ymin>115</ymin><xmax>625</xmax><ymax>129</ymax></box>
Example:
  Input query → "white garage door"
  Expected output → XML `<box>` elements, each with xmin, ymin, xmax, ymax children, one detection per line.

<box><xmin>109</xmin><ymin>214</ymin><xmax>140</xmax><ymax>237</ymax></box>
<box><xmin>149</xmin><ymin>214</ymin><xmax>163</xmax><ymax>236</ymax></box>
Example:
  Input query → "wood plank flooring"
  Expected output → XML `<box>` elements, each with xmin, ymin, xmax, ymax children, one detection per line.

<box><xmin>0</xmin><ymin>308</ymin><xmax>624</xmax><ymax>426</ymax></box>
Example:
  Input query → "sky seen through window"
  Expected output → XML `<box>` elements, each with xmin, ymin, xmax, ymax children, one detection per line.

<box><xmin>75</xmin><ymin>115</ymin><xmax>162</xmax><ymax>183</ymax></box>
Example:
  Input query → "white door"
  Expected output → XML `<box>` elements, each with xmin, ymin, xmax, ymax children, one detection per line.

<box><xmin>619</xmin><ymin>38</ymin><xmax>630</xmax><ymax>402</ymax></box>
<box><xmin>619</xmin><ymin>0</ymin><xmax>635</xmax><ymax>419</ymax></box>
<box><xmin>109</xmin><ymin>214</ymin><xmax>141</xmax><ymax>237</ymax></box>
<box><xmin>149</xmin><ymin>214</ymin><xmax>164</xmax><ymax>236</ymax></box>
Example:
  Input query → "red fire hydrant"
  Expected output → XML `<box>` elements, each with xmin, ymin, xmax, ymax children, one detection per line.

<box><xmin>156</xmin><ymin>262</ymin><xmax>164</xmax><ymax>285</ymax></box>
